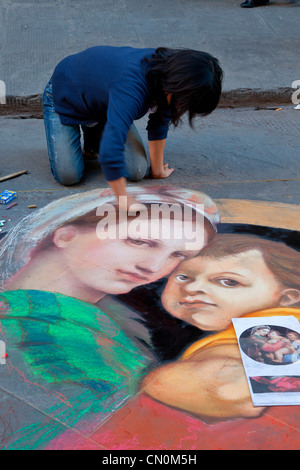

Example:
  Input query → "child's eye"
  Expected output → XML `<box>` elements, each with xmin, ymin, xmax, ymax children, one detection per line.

<box><xmin>216</xmin><ymin>278</ymin><xmax>240</xmax><ymax>287</ymax></box>
<box><xmin>175</xmin><ymin>274</ymin><xmax>191</xmax><ymax>282</ymax></box>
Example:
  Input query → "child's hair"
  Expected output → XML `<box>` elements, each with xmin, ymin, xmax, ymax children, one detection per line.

<box><xmin>198</xmin><ymin>233</ymin><xmax>300</xmax><ymax>290</ymax></box>
<box><xmin>286</xmin><ymin>330</ymin><xmax>300</xmax><ymax>338</ymax></box>
<box><xmin>144</xmin><ymin>47</ymin><xmax>223</xmax><ymax>127</ymax></box>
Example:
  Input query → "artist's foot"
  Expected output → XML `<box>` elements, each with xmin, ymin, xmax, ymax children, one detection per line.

<box><xmin>83</xmin><ymin>150</ymin><xmax>99</xmax><ymax>163</ymax></box>
<box><xmin>240</xmin><ymin>0</ymin><xmax>269</xmax><ymax>7</ymax></box>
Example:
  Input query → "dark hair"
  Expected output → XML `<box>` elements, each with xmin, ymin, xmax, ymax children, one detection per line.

<box><xmin>199</xmin><ymin>233</ymin><xmax>300</xmax><ymax>290</ymax></box>
<box><xmin>143</xmin><ymin>47</ymin><xmax>223</xmax><ymax>127</ymax></box>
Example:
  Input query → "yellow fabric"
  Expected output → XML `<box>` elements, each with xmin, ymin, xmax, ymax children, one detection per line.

<box><xmin>181</xmin><ymin>307</ymin><xmax>300</xmax><ymax>360</ymax></box>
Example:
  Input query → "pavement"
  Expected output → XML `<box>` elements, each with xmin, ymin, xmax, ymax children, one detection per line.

<box><xmin>0</xmin><ymin>0</ymin><xmax>300</xmax><ymax>106</ymax></box>
<box><xmin>0</xmin><ymin>0</ymin><xmax>299</xmax><ymax>233</ymax></box>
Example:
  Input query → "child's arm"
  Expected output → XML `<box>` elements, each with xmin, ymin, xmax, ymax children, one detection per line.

<box><xmin>142</xmin><ymin>343</ymin><xmax>266</xmax><ymax>421</ymax></box>
<box><xmin>282</xmin><ymin>338</ymin><xmax>294</xmax><ymax>351</ymax></box>
<box><xmin>282</xmin><ymin>338</ymin><xmax>292</xmax><ymax>344</ymax></box>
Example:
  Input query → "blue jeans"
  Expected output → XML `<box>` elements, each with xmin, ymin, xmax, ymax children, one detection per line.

<box><xmin>42</xmin><ymin>79</ymin><xmax>150</xmax><ymax>185</ymax></box>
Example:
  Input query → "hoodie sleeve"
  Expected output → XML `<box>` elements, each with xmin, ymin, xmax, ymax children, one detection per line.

<box><xmin>146</xmin><ymin>106</ymin><xmax>172</xmax><ymax>141</ymax></box>
<box><xmin>98</xmin><ymin>75</ymin><xmax>149</xmax><ymax>181</ymax></box>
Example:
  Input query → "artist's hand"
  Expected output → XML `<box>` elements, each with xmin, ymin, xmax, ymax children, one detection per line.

<box><xmin>151</xmin><ymin>163</ymin><xmax>175</xmax><ymax>179</ymax></box>
<box><xmin>118</xmin><ymin>195</ymin><xmax>148</xmax><ymax>216</ymax></box>
<box><xmin>108</xmin><ymin>177</ymin><xmax>131</xmax><ymax>212</ymax></box>
<box><xmin>118</xmin><ymin>194</ymin><xmax>137</xmax><ymax>212</ymax></box>
<box><xmin>107</xmin><ymin>177</ymin><xmax>147</xmax><ymax>215</ymax></box>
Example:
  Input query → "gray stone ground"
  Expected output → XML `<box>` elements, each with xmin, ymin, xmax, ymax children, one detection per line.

<box><xmin>1</xmin><ymin>104</ymin><xmax>299</xmax><ymax>233</ymax></box>
<box><xmin>0</xmin><ymin>0</ymin><xmax>299</xmax><ymax>97</ymax></box>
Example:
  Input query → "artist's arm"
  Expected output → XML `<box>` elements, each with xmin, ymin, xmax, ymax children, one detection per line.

<box><xmin>108</xmin><ymin>177</ymin><xmax>127</xmax><ymax>197</ymax></box>
<box><xmin>108</xmin><ymin>177</ymin><xmax>146</xmax><ymax>212</ymax></box>
<box><xmin>148</xmin><ymin>139</ymin><xmax>174</xmax><ymax>178</ymax></box>
<box><xmin>107</xmin><ymin>139</ymin><xmax>174</xmax><ymax>205</ymax></box>
<box><xmin>101</xmin><ymin>80</ymin><xmax>147</xmax><ymax>207</ymax></box>
<box><xmin>142</xmin><ymin>344</ymin><xmax>266</xmax><ymax>421</ymax></box>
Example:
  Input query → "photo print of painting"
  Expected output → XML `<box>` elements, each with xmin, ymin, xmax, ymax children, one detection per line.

<box><xmin>233</xmin><ymin>316</ymin><xmax>300</xmax><ymax>406</ymax></box>
<box><xmin>1</xmin><ymin>186</ymin><xmax>300</xmax><ymax>449</ymax></box>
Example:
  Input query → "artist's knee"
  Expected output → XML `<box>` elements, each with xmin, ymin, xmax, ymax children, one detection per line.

<box><xmin>126</xmin><ymin>160</ymin><xmax>148</xmax><ymax>182</ymax></box>
<box><xmin>54</xmin><ymin>168</ymin><xmax>84</xmax><ymax>186</ymax></box>
<box><xmin>127</xmin><ymin>168</ymin><xmax>145</xmax><ymax>182</ymax></box>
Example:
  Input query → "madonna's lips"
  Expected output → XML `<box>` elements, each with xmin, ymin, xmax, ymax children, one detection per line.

<box><xmin>116</xmin><ymin>269</ymin><xmax>149</xmax><ymax>283</ymax></box>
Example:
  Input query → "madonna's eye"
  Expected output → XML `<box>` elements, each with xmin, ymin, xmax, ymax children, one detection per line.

<box><xmin>171</xmin><ymin>251</ymin><xmax>188</xmax><ymax>259</ymax></box>
<box><xmin>175</xmin><ymin>274</ymin><xmax>191</xmax><ymax>282</ymax></box>
<box><xmin>216</xmin><ymin>278</ymin><xmax>240</xmax><ymax>287</ymax></box>
<box><xmin>126</xmin><ymin>238</ymin><xmax>151</xmax><ymax>247</ymax></box>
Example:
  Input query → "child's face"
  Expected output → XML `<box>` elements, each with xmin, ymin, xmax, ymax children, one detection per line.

<box><xmin>286</xmin><ymin>332</ymin><xmax>300</xmax><ymax>341</ymax></box>
<box><xmin>161</xmin><ymin>249</ymin><xmax>284</xmax><ymax>331</ymax></box>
